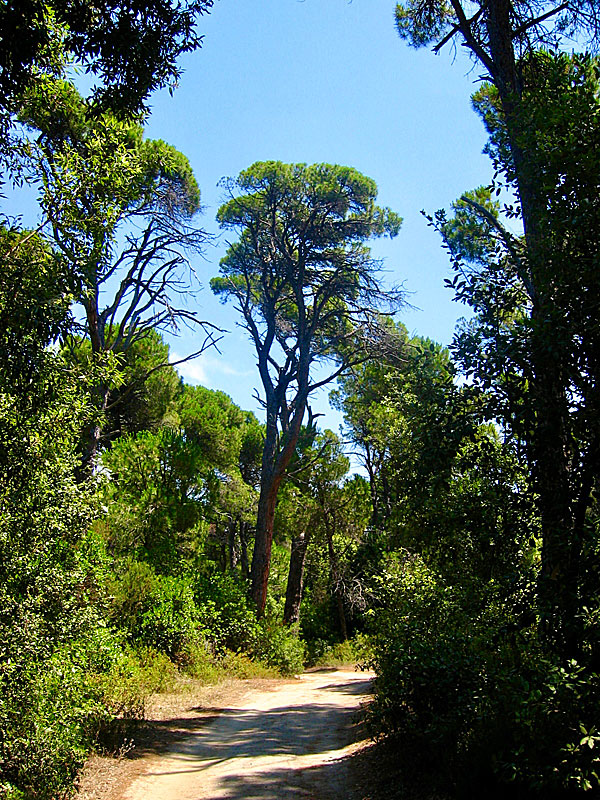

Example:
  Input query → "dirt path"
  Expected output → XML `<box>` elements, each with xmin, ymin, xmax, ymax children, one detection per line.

<box><xmin>111</xmin><ymin>669</ymin><xmax>373</xmax><ymax>800</ymax></box>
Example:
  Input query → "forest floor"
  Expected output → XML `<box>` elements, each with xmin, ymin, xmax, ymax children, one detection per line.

<box><xmin>77</xmin><ymin>667</ymin><xmax>404</xmax><ymax>800</ymax></box>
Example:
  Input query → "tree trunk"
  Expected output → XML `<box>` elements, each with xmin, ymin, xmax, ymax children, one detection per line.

<box><xmin>239</xmin><ymin>519</ymin><xmax>250</xmax><ymax>580</ymax></box>
<box><xmin>533</xmin><ymin>354</ymin><xmax>581</xmax><ymax>657</ymax></box>
<box><xmin>250</xmin><ymin>410</ymin><xmax>283</xmax><ymax>614</ymax></box>
<box><xmin>77</xmin><ymin>294</ymin><xmax>107</xmax><ymax>478</ymax></box>
<box><xmin>250</xmin><ymin>390</ymin><xmax>308</xmax><ymax>616</ymax></box>
<box><xmin>484</xmin><ymin>0</ymin><xmax>583</xmax><ymax>657</ymax></box>
<box><xmin>250</xmin><ymin>469</ymin><xmax>282</xmax><ymax>614</ymax></box>
<box><xmin>324</xmin><ymin>514</ymin><xmax>348</xmax><ymax>641</ymax></box>
<box><xmin>283</xmin><ymin>529</ymin><xmax>310</xmax><ymax>625</ymax></box>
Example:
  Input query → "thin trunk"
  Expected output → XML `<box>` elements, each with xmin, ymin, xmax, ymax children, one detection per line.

<box><xmin>228</xmin><ymin>518</ymin><xmax>239</xmax><ymax>571</ymax></box>
<box><xmin>324</xmin><ymin>513</ymin><xmax>348</xmax><ymax>641</ymax></box>
<box><xmin>283</xmin><ymin>529</ymin><xmax>310</xmax><ymax>625</ymax></box>
<box><xmin>365</xmin><ymin>444</ymin><xmax>380</xmax><ymax>529</ymax></box>
<box><xmin>78</xmin><ymin>294</ymin><xmax>107</xmax><ymax>477</ymax></box>
<box><xmin>239</xmin><ymin>519</ymin><xmax>250</xmax><ymax>580</ymax></box>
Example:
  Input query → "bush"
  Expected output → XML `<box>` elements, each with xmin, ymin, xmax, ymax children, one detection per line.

<box><xmin>252</xmin><ymin>617</ymin><xmax>306</xmax><ymax>676</ymax></box>
<box><xmin>95</xmin><ymin>644</ymin><xmax>178</xmax><ymax>721</ymax></box>
<box><xmin>0</xmin><ymin>625</ymin><xmax>122</xmax><ymax>800</ymax></box>
<box><xmin>109</xmin><ymin>560</ymin><xmax>203</xmax><ymax>658</ymax></box>
<box><xmin>369</xmin><ymin>553</ymin><xmax>600</xmax><ymax>795</ymax></box>
<box><xmin>488</xmin><ymin>657</ymin><xmax>600</xmax><ymax>794</ymax></box>
<box><xmin>368</xmin><ymin>556</ymin><xmax>486</xmax><ymax>764</ymax></box>
<box><xmin>305</xmin><ymin>633</ymin><xmax>374</xmax><ymax>668</ymax></box>
<box><xmin>193</xmin><ymin>569</ymin><xmax>259</xmax><ymax>653</ymax></box>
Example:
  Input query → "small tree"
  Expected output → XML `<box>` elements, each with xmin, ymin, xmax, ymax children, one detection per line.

<box><xmin>211</xmin><ymin>161</ymin><xmax>403</xmax><ymax>614</ymax></box>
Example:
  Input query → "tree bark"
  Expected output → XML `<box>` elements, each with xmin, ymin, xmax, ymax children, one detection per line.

<box><xmin>239</xmin><ymin>519</ymin><xmax>250</xmax><ymax>580</ymax></box>
<box><xmin>250</xmin><ymin>402</ymin><xmax>292</xmax><ymax>614</ymax></box>
<box><xmin>251</xmin><ymin>465</ymin><xmax>283</xmax><ymax>614</ymax></box>
<box><xmin>283</xmin><ymin>529</ymin><xmax>311</xmax><ymax>625</ymax></box>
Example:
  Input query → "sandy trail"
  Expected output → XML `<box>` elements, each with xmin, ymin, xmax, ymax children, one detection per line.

<box><xmin>120</xmin><ymin>669</ymin><xmax>374</xmax><ymax>800</ymax></box>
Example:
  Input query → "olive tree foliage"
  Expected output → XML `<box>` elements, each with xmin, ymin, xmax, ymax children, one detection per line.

<box><xmin>211</xmin><ymin>161</ymin><xmax>403</xmax><ymax>614</ymax></box>
<box><xmin>0</xmin><ymin>0</ymin><xmax>213</xmax><ymax>116</ymax></box>
<box><xmin>394</xmin><ymin>0</ymin><xmax>600</xmax><ymax>658</ymax></box>
<box><xmin>18</xmin><ymin>79</ymin><xmax>216</xmax><ymax>468</ymax></box>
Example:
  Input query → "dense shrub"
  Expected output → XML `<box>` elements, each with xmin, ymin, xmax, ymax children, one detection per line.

<box><xmin>0</xmin><ymin>625</ymin><xmax>121</xmax><ymax>800</ymax></box>
<box><xmin>252</xmin><ymin>617</ymin><xmax>306</xmax><ymax>676</ymax></box>
<box><xmin>109</xmin><ymin>560</ymin><xmax>203</xmax><ymax>658</ymax></box>
<box><xmin>304</xmin><ymin>633</ymin><xmax>373</xmax><ymax>668</ymax></box>
<box><xmin>369</xmin><ymin>553</ymin><xmax>600</xmax><ymax>795</ymax></box>
<box><xmin>488</xmin><ymin>658</ymin><xmax>600</xmax><ymax>794</ymax></box>
<box><xmin>368</xmin><ymin>556</ymin><xmax>487</xmax><ymax>761</ymax></box>
<box><xmin>193</xmin><ymin>569</ymin><xmax>259</xmax><ymax>653</ymax></box>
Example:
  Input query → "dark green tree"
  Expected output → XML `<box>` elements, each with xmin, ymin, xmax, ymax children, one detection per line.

<box><xmin>394</xmin><ymin>0</ymin><xmax>600</xmax><ymax>657</ymax></box>
<box><xmin>433</xmin><ymin>53</ymin><xmax>600</xmax><ymax>657</ymax></box>
<box><xmin>0</xmin><ymin>0</ymin><xmax>213</xmax><ymax>116</ymax></box>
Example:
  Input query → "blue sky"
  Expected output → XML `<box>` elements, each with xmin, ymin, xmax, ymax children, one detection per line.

<box><xmin>144</xmin><ymin>0</ymin><xmax>493</xmax><ymax>430</ymax></box>
<box><xmin>9</xmin><ymin>0</ymin><xmax>494</xmax><ymax>433</ymax></box>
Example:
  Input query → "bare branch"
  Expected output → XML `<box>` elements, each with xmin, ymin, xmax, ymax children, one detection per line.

<box><xmin>433</xmin><ymin>7</ymin><xmax>484</xmax><ymax>53</ymax></box>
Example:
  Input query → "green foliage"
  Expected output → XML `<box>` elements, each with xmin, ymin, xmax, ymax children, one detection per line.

<box><xmin>252</xmin><ymin>619</ymin><xmax>306</xmax><ymax>676</ymax></box>
<box><xmin>306</xmin><ymin>633</ymin><xmax>373</xmax><ymax>669</ymax></box>
<box><xmin>192</xmin><ymin>569</ymin><xmax>259</xmax><ymax>653</ymax></box>
<box><xmin>107</xmin><ymin>330</ymin><xmax>182</xmax><ymax>436</ymax></box>
<box><xmin>369</xmin><ymin>550</ymin><xmax>600</xmax><ymax>794</ymax></box>
<box><xmin>0</xmin><ymin>0</ymin><xmax>214</xmax><ymax>116</ymax></box>
<box><xmin>395</xmin><ymin>0</ymin><xmax>454</xmax><ymax>48</ymax></box>
<box><xmin>3</xmin><ymin>641</ymin><xmax>103</xmax><ymax>799</ymax></box>
<box><xmin>0</xmin><ymin>228</ymin><xmax>108</xmax><ymax>798</ymax></box>
<box><xmin>102</xmin><ymin>429</ymin><xmax>209</xmax><ymax>569</ymax></box>
<box><xmin>368</xmin><ymin>556</ymin><xmax>488</xmax><ymax>753</ymax></box>
<box><xmin>95</xmin><ymin>644</ymin><xmax>178</xmax><ymax>722</ymax></box>
<box><xmin>489</xmin><ymin>658</ymin><xmax>600</xmax><ymax>793</ymax></box>
<box><xmin>177</xmin><ymin>384</ymin><xmax>249</xmax><ymax>471</ymax></box>
<box><xmin>216</xmin><ymin>160</ymin><xmax>402</xmax><ymax>238</ymax></box>
<box><xmin>109</xmin><ymin>560</ymin><xmax>202</xmax><ymax>658</ymax></box>
<box><xmin>0</xmin><ymin>622</ymin><xmax>150</xmax><ymax>800</ymax></box>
